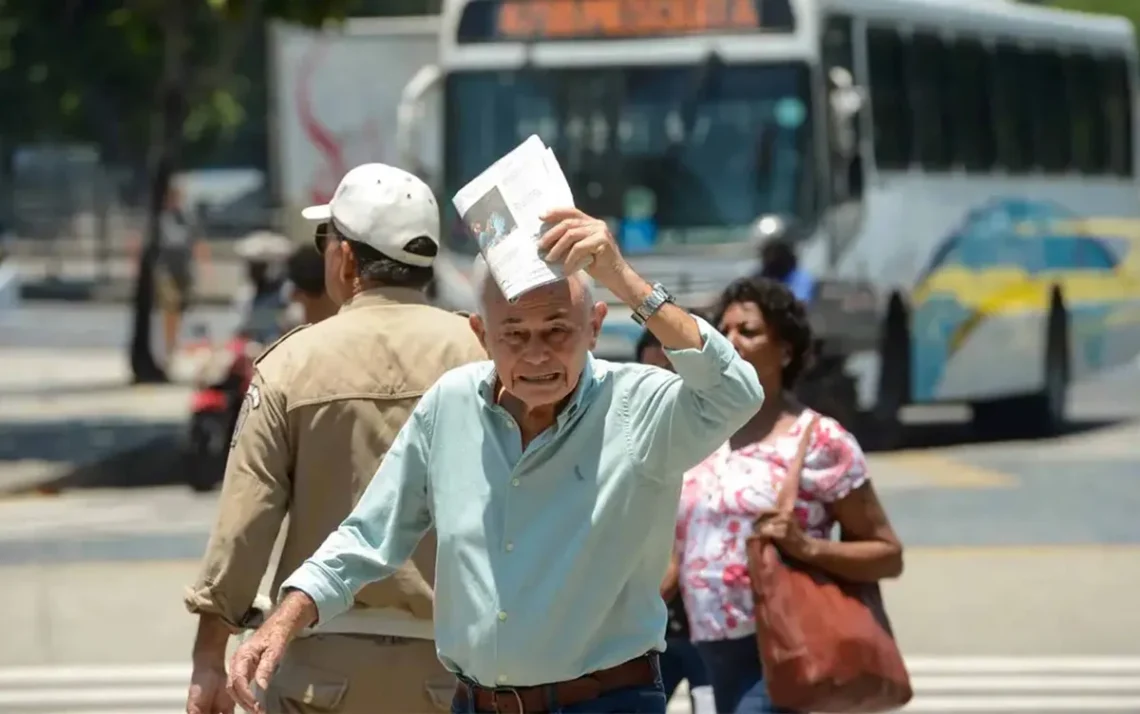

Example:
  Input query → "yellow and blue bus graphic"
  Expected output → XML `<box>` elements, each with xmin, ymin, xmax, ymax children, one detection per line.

<box><xmin>911</xmin><ymin>198</ymin><xmax>1140</xmax><ymax>402</ymax></box>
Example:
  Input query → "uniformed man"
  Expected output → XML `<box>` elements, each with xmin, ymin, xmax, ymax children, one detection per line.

<box><xmin>183</xmin><ymin>163</ymin><xmax>486</xmax><ymax>714</ymax></box>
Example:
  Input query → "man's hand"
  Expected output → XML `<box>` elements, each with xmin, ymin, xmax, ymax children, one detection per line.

<box><xmin>226</xmin><ymin>622</ymin><xmax>289</xmax><ymax>714</ymax></box>
<box><xmin>538</xmin><ymin>207</ymin><xmax>629</xmax><ymax>288</ymax></box>
<box><xmin>186</xmin><ymin>662</ymin><xmax>234</xmax><ymax>714</ymax></box>
<box><xmin>226</xmin><ymin>591</ymin><xmax>316</xmax><ymax>713</ymax></box>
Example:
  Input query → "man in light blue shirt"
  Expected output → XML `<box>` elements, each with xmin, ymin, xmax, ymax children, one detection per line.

<box><xmin>228</xmin><ymin>207</ymin><xmax>765</xmax><ymax>714</ymax></box>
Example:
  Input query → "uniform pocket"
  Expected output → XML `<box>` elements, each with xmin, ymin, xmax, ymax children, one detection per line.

<box><xmin>272</xmin><ymin>661</ymin><xmax>349</xmax><ymax>711</ymax></box>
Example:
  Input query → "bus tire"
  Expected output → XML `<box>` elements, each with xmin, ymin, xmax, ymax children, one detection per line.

<box><xmin>972</xmin><ymin>294</ymin><xmax>1069</xmax><ymax>440</ymax></box>
<box><xmin>857</xmin><ymin>297</ymin><xmax>909</xmax><ymax>451</ymax></box>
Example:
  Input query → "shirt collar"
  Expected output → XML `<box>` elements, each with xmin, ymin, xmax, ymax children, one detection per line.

<box><xmin>478</xmin><ymin>352</ymin><xmax>599</xmax><ymax>426</ymax></box>
<box><xmin>338</xmin><ymin>287</ymin><xmax>428</xmax><ymax>314</ymax></box>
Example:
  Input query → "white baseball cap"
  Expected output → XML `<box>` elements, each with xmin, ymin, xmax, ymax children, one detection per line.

<box><xmin>301</xmin><ymin>163</ymin><xmax>440</xmax><ymax>268</ymax></box>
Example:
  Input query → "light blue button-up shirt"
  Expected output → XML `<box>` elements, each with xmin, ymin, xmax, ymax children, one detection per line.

<box><xmin>281</xmin><ymin>316</ymin><xmax>763</xmax><ymax>687</ymax></box>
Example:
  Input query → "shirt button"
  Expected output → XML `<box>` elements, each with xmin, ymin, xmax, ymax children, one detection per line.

<box><xmin>505</xmin><ymin>542</ymin><xmax>514</xmax><ymax>552</ymax></box>
<box><xmin>498</xmin><ymin>611</ymin><xmax>508</xmax><ymax>621</ymax></box>
<box><xmin>511</xmin><ymin>478</ymin><xmax>520</xmax><ymax>487</ymax></box>
<box><xmin>497</xmin><ymin>675</ymin><xmax>508</xmax><ymax>684</ymax></box>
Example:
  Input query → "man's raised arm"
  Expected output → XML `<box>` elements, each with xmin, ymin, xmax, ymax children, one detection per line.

<box><xmin>537</xmin><ymin>207</ymin><xmax>765</xmax><ymax>480</ymax></box>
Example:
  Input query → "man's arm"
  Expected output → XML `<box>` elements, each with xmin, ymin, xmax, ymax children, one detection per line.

<box><xmin>277</xmin><ymin>387</ymin><xmax>438</xmax><ymax>626</ymax></box>
<box><xmin>535</xmin><ymin>207</ymin><xmax>763</xmax><ymax>478</ymax></box>
<box><xmin>184</xmin><ymin>371</ymin><xmax>292</xmax><ymax>665</ymax></box>
<box><xmin>615</xmin><ymin>268</ymin><xmax>764</xmax><ymax>478</ymax></box>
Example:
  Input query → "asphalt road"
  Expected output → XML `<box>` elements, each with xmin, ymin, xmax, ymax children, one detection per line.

<box><xmin>0</xmin><ymin>301</ymin><xmax>1138</xmax><ymax>712</ymax></box>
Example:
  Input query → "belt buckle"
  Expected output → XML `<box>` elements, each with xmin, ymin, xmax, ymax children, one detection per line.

<box><xmin>490</xmin><ymin>686</ymin><xmax>526</xmax><ymax>714</ymax></box>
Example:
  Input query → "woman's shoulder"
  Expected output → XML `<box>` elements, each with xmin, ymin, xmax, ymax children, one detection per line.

<box><xmin>797</xmin><ymin>410</ymin><xmax>869</xmax><ymax>499</ymax></box>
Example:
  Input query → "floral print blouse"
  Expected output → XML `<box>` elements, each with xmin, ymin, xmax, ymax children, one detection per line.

<box><xmin>676</xmin><ymin>410</ymin><xmax>869</xmax><ymax>642</ymax></box>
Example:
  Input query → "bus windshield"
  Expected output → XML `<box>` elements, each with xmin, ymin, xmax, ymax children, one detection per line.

<box><xmin>442</xmin><ymin>61</ymin><xmax>815</xmax><ymax>255</ymax></box>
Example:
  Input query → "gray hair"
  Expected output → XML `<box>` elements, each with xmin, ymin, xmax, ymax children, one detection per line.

<box><xmin>471</xmin><ymin>253</ymin><xmax>595</xmax><ymax>317</ymax></box>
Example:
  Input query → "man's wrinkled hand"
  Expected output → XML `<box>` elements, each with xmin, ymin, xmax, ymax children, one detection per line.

<box><xmin>226</xmin><ymin>624</ymin><xmax>289</xmax><ymax>714</ymax></box>
<box><xmin>538</xmin><ymin>207</ymin><xmax>628</xmax><ymax>287</ymax></box>
<box><xmin>186</xmin><ymin>662</ymin><xmax>234</xmax><ymax>714</ymax></box>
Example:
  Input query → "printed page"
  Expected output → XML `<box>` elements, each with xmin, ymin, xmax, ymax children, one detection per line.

<box><xmin>452</xmin><ymin>135</ymin><xmax>575</xmax><ymax>302</ymax></box>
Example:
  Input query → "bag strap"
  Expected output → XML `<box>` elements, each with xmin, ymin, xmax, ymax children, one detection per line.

<box><xmin>775</xmin><ymin>412</ymin><xmax>820</xmax><ymax>516</ymax></box>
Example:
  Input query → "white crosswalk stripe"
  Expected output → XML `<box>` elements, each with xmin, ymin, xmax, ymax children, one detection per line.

<box><xmin>1</xmin><ymin>657</ymin><xmax>1138</xmax><ymax>713</ymax></box>
<box><xmin>0</xmin><ymin>489</ymin><xmax>218</xmax><ymax>541</ymax></box>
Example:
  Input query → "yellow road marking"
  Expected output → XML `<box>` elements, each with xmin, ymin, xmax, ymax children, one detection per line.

<box><xmin>871</xmin><ymin>451</ymin><xmax>1020</xmax><ymax>490</ymax></box>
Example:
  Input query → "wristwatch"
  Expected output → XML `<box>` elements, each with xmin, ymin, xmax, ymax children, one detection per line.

<box><xmin>631</xmin><ymin>282</ymin><xmax>676</xmax><ymax>325</ymax></box>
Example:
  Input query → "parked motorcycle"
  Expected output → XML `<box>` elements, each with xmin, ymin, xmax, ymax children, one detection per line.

<box><xmin>184</xmin><ymin>330</ymin><xmax>261</xmax><ymax>492</ymax></box>
<box><xmin>183</xmin><ymin>231</ymin><xmax>293</xmax><ymax>492</ymax></box>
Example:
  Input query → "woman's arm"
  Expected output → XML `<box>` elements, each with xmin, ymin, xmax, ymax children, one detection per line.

<box><xmin>799</xmin><ymin>481</ymin><xmax>904</xmax><ymax>582</ymax></box>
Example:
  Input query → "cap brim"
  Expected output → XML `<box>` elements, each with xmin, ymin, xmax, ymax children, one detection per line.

<box><xmin>301</xmin><ymin>204</ymin><xmax>331</xmax><ymax>221</ymax></box>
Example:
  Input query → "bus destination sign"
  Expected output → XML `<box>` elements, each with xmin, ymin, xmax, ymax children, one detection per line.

<box><xmin>457</xmin><ymin>0</ymin><xmax>793</xmax><ymax>42</ymax></box>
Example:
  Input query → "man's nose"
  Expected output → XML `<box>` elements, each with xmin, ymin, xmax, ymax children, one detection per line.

<box><xmin>520</xmin><ymin>335</ymin><xmax>551</xmax><ymax>363</ymax></box>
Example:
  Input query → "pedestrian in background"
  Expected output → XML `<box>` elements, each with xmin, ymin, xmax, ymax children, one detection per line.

<box><xmin>284</xmin><ymin>236</ymin><xmax>337</xmax><ymax>326</ymax></box>
<box><xmin>226</xmin><ymin>206</ymin><xmax>766</xmax><ymax>714</ymax></box>
<box><xmin>676</xmin><ymin>277</ymin><xmax>903</xmax><ymax>714</ymax></box>
<box><xmin>636</xmin><ymin>328</ymin><xmax>714</xmax><ymax>714</ymax></box>
<box><xmin>183</xmin><ymin>164</ymin><xmax>487</xmax><ymax>714</ymax></box>
<box><xmin>154</xmin><ymin>182</ymin><xmax>210</xmax><ymax>365</ymax></box>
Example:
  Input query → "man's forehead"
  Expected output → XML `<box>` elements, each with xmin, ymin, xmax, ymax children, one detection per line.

<box><xmin>488</xmin><ymin>280</ymin><xmax>580</xmax><ymax>323</ymax></box>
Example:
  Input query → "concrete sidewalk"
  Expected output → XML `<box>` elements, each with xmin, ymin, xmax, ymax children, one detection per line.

<box><xmin>0</xmin><ymin>348</ymin><xmax>194</xmax><ymax>496</ymax></box>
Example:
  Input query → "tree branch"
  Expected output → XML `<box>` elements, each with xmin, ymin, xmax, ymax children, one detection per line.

<box><xmin>191</xmin><ymin>0</ymin><xmax>267</xmax><ymax>103</ymax></box>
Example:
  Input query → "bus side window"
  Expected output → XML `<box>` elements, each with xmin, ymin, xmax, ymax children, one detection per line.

<box><xmin>1067</xmin><ymin>52</ymin><xmax>1109</xmax><ymax>175</ymax></box>
<box><xmin>993</xmin><ymin>42</ymin><xmax>1035</xmax><ymax>174</ymax></box>
<box><xmin>865</xmin><ymin>25</ymin><xmax>911</xmax><ymax>170</ymax></box>
<box><xmin>907</xmin><ymin>31</ymin><xmax>953</xmax><ymax>172</ymax></box>
<box><xmin>947</xmin><ymin>37</ymin><xmax>996</xmax><ymax>173</ymax></box>
<box><xmin>1027</xmin><ymin>48</ymin><xmax>1072</xmax><ymax>174</ymax></box>
<box><xmin>1101</xmin><ymin>55</ymin><xmax>1134</xmax><ymax>177</ymax></box>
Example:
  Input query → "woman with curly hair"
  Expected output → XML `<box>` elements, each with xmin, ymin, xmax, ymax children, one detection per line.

<box><xmin>674</xmin><ymin>277</ymin><xmax>904</xmax><ymax>714</ymax></box>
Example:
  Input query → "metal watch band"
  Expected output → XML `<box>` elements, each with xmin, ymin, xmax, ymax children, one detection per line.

<box><xmin>631</xmin><ymin>282</ymin><xmax>675</xmax><ymax>325</ymax></box>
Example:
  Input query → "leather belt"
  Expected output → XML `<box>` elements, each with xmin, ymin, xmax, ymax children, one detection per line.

<box><xmin>454</xmin><ymin>654</ymin><xmax>657</xmax><ymax>713</ymax></box>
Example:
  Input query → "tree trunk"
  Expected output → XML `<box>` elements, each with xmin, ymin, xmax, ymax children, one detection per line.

<box><xmin>129</xmin><ymin>0</ymin><xmax>190</xmax><ymax>384</ymax></box>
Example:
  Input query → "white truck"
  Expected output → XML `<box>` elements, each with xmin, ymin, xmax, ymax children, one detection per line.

<box><xmin>268</xmin><ymin>15</ymin><xmax>442</xmax><ymax>245</ymax></box>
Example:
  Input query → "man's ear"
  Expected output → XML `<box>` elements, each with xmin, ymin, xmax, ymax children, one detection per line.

<box><xmin>587</xmin><ymin>301</ymin><xmax>607</xmax><ymax>350</ymax></box>
<box><xmin>469</xmin><ymin>313</ymin><xmax>488</xmax><ymax>352</ymax></box>
<box><xmin>338</xmin><ymin>240</ymin><xmax>356</xmax><ymax>284</ymax></box>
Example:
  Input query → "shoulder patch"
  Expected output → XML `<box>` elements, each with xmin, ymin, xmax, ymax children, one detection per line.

<box><xmin>253</xmin><ymin>324</ymin><xmax>310</xmax><ymax>365</ymax></box>
<box><xmin>230</xmin><ymin>383</ymin><xmax>261</xmax><ymax>449</ymax></box>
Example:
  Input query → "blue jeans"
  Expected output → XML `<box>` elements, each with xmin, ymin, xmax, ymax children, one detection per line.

<box><xmin>660</xmin><ymin>637</ymin><xmax>710</xmax><ymax>700</ymax></box>
<box><xmin>695</xmin><ymin>636</ymin><xmax>798</xmax><ymax>714</ymax></box>
<box><xmin>450</xmin><ymin>661</ymin><xmax>667</xmax><ymax>714</ymax></box>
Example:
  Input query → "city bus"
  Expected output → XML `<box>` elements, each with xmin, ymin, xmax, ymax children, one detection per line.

<box><xmin>396</xmin><ymin>0</ymin><xmax>1140</xmax><ymax>445</ymax></box>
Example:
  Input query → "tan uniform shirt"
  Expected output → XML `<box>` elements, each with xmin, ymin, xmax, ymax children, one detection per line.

<box><xmin>184</xmin><ymin>287</ymin><xmax>486</xmax><ymax>630</ymax></box>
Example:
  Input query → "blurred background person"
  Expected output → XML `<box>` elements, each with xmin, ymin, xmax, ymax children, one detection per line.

<box><xmin>154</xmin><ymin>182</ymin><xmax>211</xmax><ymax>365</ymax></box>
<box><xmin>285</xmin><ymin>227</ymin><xmax>337</xmax><ymax>325</ymax></box>
<box><xmin>751</xmin><ymin>217</ymin><xmax>814</xmax><ymax>304</ymax></box>
<box><xmin>676</xmin><ymin>277</ymin><xmax>903</xmax><ymax>714</ymax></box>
<box><xmin>636</xmin><ymin>327</ymin><xmax>714</xmax><ymax>714</ymax></box>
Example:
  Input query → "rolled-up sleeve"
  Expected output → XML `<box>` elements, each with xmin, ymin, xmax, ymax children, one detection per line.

<box><xmin>280</xmin><ymin>387</ymin><xmax>438</xmax><ymax>625</ymax></box>
<box><xmin>624</xmin><ymin>316</ymin><xmax>765</xmax><ymax>480</ymax></box>
<box><xmin>184</xmin><ymin>372</ymin><xmax>291</xmax><ymax>628</ymax></box>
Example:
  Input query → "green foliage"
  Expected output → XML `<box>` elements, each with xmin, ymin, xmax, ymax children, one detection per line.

<box><xmin>0</xmin><ymin>0</ymin><xmax>360</xmax><ymax>167</ymax></box>
<box><xmin>1044</xmin><ymin>0</ymin><xmax>1140</xmax><ymax>33</ymax></box>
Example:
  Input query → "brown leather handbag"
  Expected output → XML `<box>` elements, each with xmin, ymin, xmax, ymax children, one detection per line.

<box><xmin>746</xmin><ymin>416</ymin><xmax>912</xmax><ymax>713</ymax></box>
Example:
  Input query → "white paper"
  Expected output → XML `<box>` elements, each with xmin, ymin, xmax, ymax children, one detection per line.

<box><xmin>451</xmin><ymin>135</ymin><xmax>576</xmax><ymax>302</ymax></box>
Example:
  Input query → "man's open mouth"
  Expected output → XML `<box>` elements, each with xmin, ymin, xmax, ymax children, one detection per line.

<box><xmin>519</xmin><ymin>374</ymin><xmax>560</xmax><ymax>384</ymax></box>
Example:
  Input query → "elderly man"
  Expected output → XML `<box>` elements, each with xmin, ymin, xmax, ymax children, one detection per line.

<box><xmin>228</xmin><ymin>207</ymin><xmax>765</xmax><ymax>714</ymax></box>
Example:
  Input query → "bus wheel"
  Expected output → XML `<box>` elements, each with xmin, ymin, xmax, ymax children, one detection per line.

<box><xmin>972</xmin><ymin>299</ymin><xmax>1069</xmax><ymax>440</ymax></box>
<box><xmin>857</xmin><ymin>304</ymin><xmax>908</xmax><ymax>451</ymax></box>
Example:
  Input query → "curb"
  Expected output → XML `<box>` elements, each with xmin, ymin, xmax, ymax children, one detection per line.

<box><xmin>19</xmin><ymin>283</ymin><xmax>234</xmax><ymax>307</ymax></box>
<box><xmin>0</xmin><ymin>430</ymin><xmax>189</xmax><ymax>499</ymax></box>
